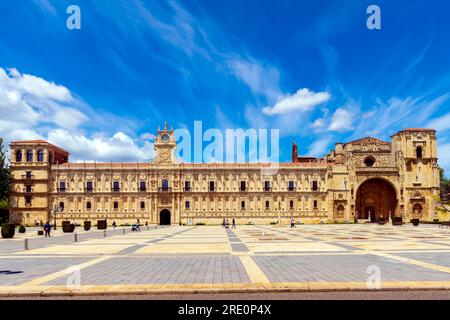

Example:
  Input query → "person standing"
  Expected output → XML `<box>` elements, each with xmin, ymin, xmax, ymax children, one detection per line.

<box><xmin>112</xmin><ymin>221</ymin><xmax>117</xmax><ymax>230</ymax></box>
<box><xmin>222</xmin><ymin>218</ymin><xmax>226</xmax><ymax>228</ymax></box>
<box><xmin>290</xmin><ymin>217</ymin><xmax>295</xmax><ymax>228</ymax></box>
<box><xmin>232</xmin><ymin>218</ymin><xmax>236</xmax><ymax>229</ymax></box>
<box><xmin>44</xmin><ymin>221</ymin><xmax>51</xmax><ymax>237</ymax></box>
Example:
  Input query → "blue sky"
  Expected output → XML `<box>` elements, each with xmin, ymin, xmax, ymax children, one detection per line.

<box><xmin>0</xmin><ymin>0</ymin><xmax>449</xmax><ymax>172</ymax></box>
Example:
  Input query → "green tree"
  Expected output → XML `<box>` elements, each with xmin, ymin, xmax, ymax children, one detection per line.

<box><xmin>0</xmin><ymin>138</ymin><xmax>9</xmax><ymax>224</ymax></box>
<box><xmin>440</xmin><ymin>166</ymin><xmax>450</xmax><ymax>201</ymax></box>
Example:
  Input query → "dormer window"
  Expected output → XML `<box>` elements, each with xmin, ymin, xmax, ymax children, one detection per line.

<box><xmin>364</xmin><ymin>156</ymin><xmax>375</xmax><ymax>167</ymax></box>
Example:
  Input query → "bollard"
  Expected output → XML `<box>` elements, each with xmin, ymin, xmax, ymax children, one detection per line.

<box><xmin>74</xmin><ymin>233</ymin><xmax>78</xmax><ymax>242</ymax></box>
<box><xmin>24</xmin><ymin>238</ymin><xmax>29</xmax><ymax>250</ymax></box>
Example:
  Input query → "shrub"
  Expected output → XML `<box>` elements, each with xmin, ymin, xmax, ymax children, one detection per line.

<box><xmin>1</xmin><ymin>223</ymin><xmax>15</xmax><ymax>238</ymax></box>
<box><xmin>97</xmin><ymin>220</ymin><xmax>107</xmax><ymax>230</ymax></box>
<box><xmin>18</xmin><ymin>225</ymin><xmax>26</xmax><ymax>233</ymax></box>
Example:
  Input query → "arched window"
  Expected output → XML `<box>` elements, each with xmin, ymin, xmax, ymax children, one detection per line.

<box><xmin>185</xmin><ymin>201</ymin><xmax>190</xmax><ymax>209</ymax></box>
<box><xmin>290</xmin><ymin>200</ymin><xmax>294</xmax><ymax>208</ymax></box>
<box><xmin>265</xmin><ymin>200</ymin><xmax>270</xmax><ymax>209</ymax></box>
<box><xmin>416</xmin><ymin>147</ymin><xmax>423</xmax><ymax>159</ymax></box>
<box><xmin>313</xmin><ymin>200</ymin><xmax>318</xmax><ymax>209</ymax></box>
<box><xmin>59</xmin><ymin>202</ymin><xmax>64</xmax><ymax>211</ymax></box>
<box><xmin>364</xmin><ymin>156</ymin><xmax>375</xmax><ymax>167</ymax></box>
<box><xmin>16</xmin><ymin>150</ymin><xmax>22</xmax><ymax>162</ymax></box>
<box><xmin>86</xmin><ymin>202</ymin><xmax>91</xmax><ymax>210</ymax></box>
<box><xmin>241</xmin><ymin>201</ymin><xmax>245</xmax><ymax>209</ymax></box>
<box><xmin>413</xmin><ymin>203</ymin><xmax>423</xmax><ymax>216</ymax></box>
<box><xmin>26</xmin><ymin>150</ymin><xmax>33</xmax><ymax>162</ymax></box>
<box><xmin>37</xmin><ymin>150</ymin><xmax>44</xmax><ymax>162</ymax></box>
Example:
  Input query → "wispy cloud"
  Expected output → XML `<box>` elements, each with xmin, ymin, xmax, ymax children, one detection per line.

<box><xmin>262</xmin><ymin>88</ymin><xmax>330</xmax><ymax>116</ymax></box>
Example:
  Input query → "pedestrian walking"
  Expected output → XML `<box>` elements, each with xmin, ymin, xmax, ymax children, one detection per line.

<box><xmin>290</xmin><ymin>217</ymin><xmax>295</xmax><ymax>228</ymax></box>
<box><xmin>112</xmin><ymin>221</ymin><xmax>117</xmax><ymax>230</ymax></box>
<box><xmin>232</xmin><ymin>218</ymin><xmax>236</xmax><ymax>229</ymax></box>
<box><xmin>222</xmin><ymin>218</ymin><xmax>226</xmax><ymax>228</ymax></box>
<box><xmin>225</xmin><ymin>218</ymin><xmax>229</xmax><ymax>228</ymax></box>
<box><xmin>44</xmin><ymin>221</ymin><xmax>51</xmax><ymax>237</ymax></box>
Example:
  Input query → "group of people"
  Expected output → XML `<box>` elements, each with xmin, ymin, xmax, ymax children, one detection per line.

<box><xmin>222</xmin><ymin>218</ymin><xmax>236</xmax><ymax>229</ymax></box>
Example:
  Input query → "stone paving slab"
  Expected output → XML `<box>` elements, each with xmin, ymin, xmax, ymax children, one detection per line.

<box><xmin>253</xmin><ymin>254</ymin><xmax>450</xmax><ymax>283</ymax></box>
<box><xmin>44</xmin><ymin>256</ymin><xmax>251</xmax><ymax>285</ymax></box>
<box><xmin>0</xmin><ymin>257</ymin><xmax>91</xmax><ymax>285</ymax></box>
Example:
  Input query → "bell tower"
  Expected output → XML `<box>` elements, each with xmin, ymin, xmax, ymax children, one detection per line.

<box><xmin>154</xmin><ymin>121</ymin><xmax>176</xmax><ymax>164</ymax></box>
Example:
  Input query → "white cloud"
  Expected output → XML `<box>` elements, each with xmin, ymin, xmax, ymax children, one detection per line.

<box><xmin>426</xmin><ymin>113</ymin><xmax>450</xmax><ymax>132</ymax></box>
<box><xmin>228</xmin><ymin>58</ymin><xmax>281</xmax><ymax>100</ymax></box>
<box><xmin>307</xmin><ymin>136</ymin><xmax>333</xmax><ymax>157</ymax></box>
<box><xmin>310</xmin><ymin>118</ymin><xmax>326</xmax><ymax>130</ymax></box>
<box><xmin>262</xmin><ymin>88</ymin><xmax>330</xmax><ymax>116</ymax></box>
<box><xmin>329</xmin><ymin>108</ymin><xmax>355</xmax><ymax>131</ymax></box>
<box><xmin>0</xmin><ymin>67</ymin><xmax>154</xmax><ymax>162</ymax></box>
<box><xmin>438</xmin><ymin>142</ymin><xmax>450</xmax><ymax>174</ymax></box>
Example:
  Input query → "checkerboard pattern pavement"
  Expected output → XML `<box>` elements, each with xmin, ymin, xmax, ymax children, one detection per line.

<box><xmin>1</xmin><ymin>223</ymin><xmax>450</xmax><ymax>295</ymax></box>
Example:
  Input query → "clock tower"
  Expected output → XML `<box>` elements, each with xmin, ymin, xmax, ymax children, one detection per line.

<box><xmin>154</xmin><ymin>121</ymin><xmax>176</xmax><ymax>164</ymax></box>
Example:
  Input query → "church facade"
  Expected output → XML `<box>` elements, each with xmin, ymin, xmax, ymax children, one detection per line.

<box><xmin>8</xmin><ymin>125</ymin><xmax>441</xmax><ymax>226</ymax></box>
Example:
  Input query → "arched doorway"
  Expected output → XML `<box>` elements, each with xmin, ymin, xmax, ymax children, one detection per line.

<box><xmin>159</xmin><ymin>209</ymin><xmax>171</xmax><ymax>225</ymax></box>
<box><xmin>356</xmin><ymin>178</ymin><xmax>397</xmax><ymax>222</ymax></box>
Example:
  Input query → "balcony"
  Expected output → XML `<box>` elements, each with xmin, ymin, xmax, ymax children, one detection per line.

<box><xmin>112</xmin><ymin>188</ymin><xmax>121</xmax><ymax>192</ymax></box>
<box><xmin>158</xmin><ymin>187</ymin><xmax>171</xmax><ymax>192</ymax></box>
<box><xmin>85</xmin><ymin>188</ymin><xmax>94</xmax><ymax>193</ymax></box>
<box><xmin>21</xmin><ymin>174</ymin><xmax>35</xmax><ymax>180</ymax></box>
<box><xmin>57</xmin><ymin>188</ymin><xmax>66</xmax><ymax>192</ymax></box>
<box><xmin>22</xmin><ymin>187</ymin><xmax>34</xmax><ymax>193</ymax></box>
<box><xmin>183</xmin><ymin>187</ymin><xmax>191</xmax><ymax>192</ymax></box>
<box><xmin>264</xmin><ymin>187</ymin><xmax>272</xmax><ymax>192</ymax></box>
<box><xmin>138</xmin><ymin>188</ymin><xmax>147</xmax><ymax>192</ymax></box>
<box><xmin>355</xmin><ymin>166</ymin><xmax>399</xmax><ymax>173</ymax></box>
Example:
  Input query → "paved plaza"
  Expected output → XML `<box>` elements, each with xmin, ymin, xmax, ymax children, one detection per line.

<box><xmin>1</xmin><ymin>224</ymin><xmax>450</xmax><ymax>296</ymax></box>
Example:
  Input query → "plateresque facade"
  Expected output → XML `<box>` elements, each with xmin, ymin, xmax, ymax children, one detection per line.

<box><xmin>9</xmin><ymin>125</ymin><xmax>441</xmax><ymax>225</ymax></box>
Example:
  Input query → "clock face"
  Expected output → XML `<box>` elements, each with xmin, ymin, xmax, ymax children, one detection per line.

<box><xmin>161</xmin><ymin>134</ymin><xmax>170</xmax><ymax>142</ymax></box>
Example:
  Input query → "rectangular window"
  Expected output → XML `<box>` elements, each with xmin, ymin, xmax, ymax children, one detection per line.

<box><xmin>240</xmin><ymin>181</ymin><xmax>246</xmax><ymax>192</ymax></box>
<box><xmin>140</xmin><ymin>181</ymin><xmax>146</xmax><ymax>192</ymax></box>
<box><xmin>113</xmin><ymin>181</ymin><xmax>120</xmax><ymax>192</ymax></box>
<box><xmin>25</xmin><ymin>171</ymin><xmax>32</xmax><ymax>179</ymax></box>
<box><xmin>264</xmin><ymin>181</ymin><xmax>271</xmax><ymax>191</ymax></box>
<box><xmin>25</xmin><ymin>185</ymin><xmax>32</xmax><ymax>193</ymax></box>
<box><xmin>113</xmin><ymin>201</ymin><xmax>119</xmax><ymax>209</ymax></box>
<box><xmin>184</xmin><ymin>181</ymin><xmax>191</xmax><ymax>191</ymax></box>
<box><xmin>288</xmin><ymin>181</ymin><xmax>295</xmax><ymax>191</ymax></box>
<box><xmin>185</xmin><ymin>201</ymin><xmax>190</xmax><ymax>209</ymax></box>
<box><xmin>265</xmin><ymin>200</ymin><xmax>270</xmax><ymax>209</ymax></box>
<box><xmin>312</xmin><ymin>181</ymin><xmax>318</xmax><ymax>191</ymax></box>
<box><xmin>86</xmin><ymin>181</ymin><xmax>93</xmax><ymax>192</ymax></box>
<box><xmin>59</xmin><ymin>181</ymin><xmax>66</xmax><ymax>192</ymax></box>
<box><xmin>25</xmin><ymin>196</ymin><xmax>32</xmax><ymax>204</ymax></box>
<box><xmin>290</xmin><ymin>200</ymin><xmax>294</xmax><ymax>208</ymax></box>
<box><xmin>140</xmin><ymin>201</ymin><xmax>145</xmax><ymax>209</ymax></box>
<box><xmin>162</xmin><ymin>179</ymin><xmax>169</xmax><ymax>191</ymax></box>
<box><xmin>209</xmin><ymin>181</ymin><xmax>215</xmax><ymax>192</ymax></box>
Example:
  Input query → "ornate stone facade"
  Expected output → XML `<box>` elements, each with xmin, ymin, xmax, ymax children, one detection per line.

<box><xmin>9</xmin><ymin>126</ymin><xmax>441</xmax><ymax>225</ymax></box>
